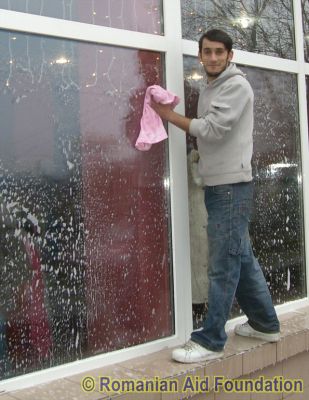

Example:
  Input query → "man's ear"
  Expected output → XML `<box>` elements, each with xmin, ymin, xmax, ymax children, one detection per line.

<box><xmin>228</xmin><ymin>50</ymin><xmax>234</xmax><ymax>62</ymax></box>
<box><xmin>198</xmin><ymin>52</ymin><xmax>202</xmax><ymax>63</ymax></box>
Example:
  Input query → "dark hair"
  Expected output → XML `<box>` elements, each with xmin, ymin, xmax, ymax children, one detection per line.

<box><xmin>198</xmin><ymin>29</ymin><xmax>233</xmax><ymax>53</ymax></box>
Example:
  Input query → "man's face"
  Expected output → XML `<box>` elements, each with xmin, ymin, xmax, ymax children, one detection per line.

<box><xmin>199</xmin><ymin>38</ymin><xmax>233</xmax><ymax>81</ymax></box>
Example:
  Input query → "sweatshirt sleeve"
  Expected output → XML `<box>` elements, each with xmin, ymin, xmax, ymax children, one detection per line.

<box><xmin>189</xmin><ymin>78</ymin><xmax>253</xmax><ymax>142</ymax></box>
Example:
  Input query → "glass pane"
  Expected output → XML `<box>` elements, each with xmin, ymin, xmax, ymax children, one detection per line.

<box><xmin>0</xmin><ymin>0</ymin><xmax>163</xmax><ymax>35</ymax></box>
<box><xmin>303</xmin><ymin>0</ymin><xmax>309</xmax><ymax>61</ymax></box>
<box><xmin>183</xmin><ymin>56</ymin><xmax>306</xmax><ymax>325</ymax></box>
<box><xmin>181</xmin><ymin>0</ymin><xmax>295</xmax><ymax>59</ymax></box>
<box><xmin>0</xmin><ymin>30</ymin><xmax>173</xmax><ymax>380</ymax></box>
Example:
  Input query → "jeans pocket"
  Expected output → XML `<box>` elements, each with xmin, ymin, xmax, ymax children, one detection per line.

<box><xmin>212</xmin><ymin>185</ymin><xmax>231</xmax><ymax>195</ymax></box>
<box><xmin>229</xmin><ymin>233</ymin><xmax>243</xmax><ymax>256</ymax></box>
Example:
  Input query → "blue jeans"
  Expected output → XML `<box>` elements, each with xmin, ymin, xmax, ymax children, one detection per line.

<box><xmin>191</xmin><ymin>182</ymin><xmax>280</xmax><ymax>351</ymax></box>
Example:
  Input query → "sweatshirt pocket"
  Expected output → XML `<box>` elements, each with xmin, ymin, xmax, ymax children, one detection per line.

<box><xmin>210</xmin><ymin>100</ymin><xmax>230</xmax><ymax>110</ymax></box>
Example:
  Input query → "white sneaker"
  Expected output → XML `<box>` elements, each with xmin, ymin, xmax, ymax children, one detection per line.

<box><xmin>172</xmin><ymin>340</ymin><xmax>224</xmax><ymax>363</ymax></box>
<box><xmin>234</xmin><ymin>322</ymin><xmax>280</xmax><ymax>342</ymax></box>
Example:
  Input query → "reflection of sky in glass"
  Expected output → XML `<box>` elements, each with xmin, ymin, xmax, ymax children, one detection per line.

<box><xmin>181</xmin><ymin>0</ymin><xmax>295</xmax><ymax>59</ymax></box>
<box><xmin>0</xmin><ymin>0</ymin><xmax>163</xmax><ymax>35</ymax></box>
<box><xmin>184</xmin><ymin>56</ymin><xmax>306</xmax><ymax>318</ymax></box>
<box><xmin>0</xmin><ymin>30</ymin><xmax>173</xmax><ymax>380</ymax></box>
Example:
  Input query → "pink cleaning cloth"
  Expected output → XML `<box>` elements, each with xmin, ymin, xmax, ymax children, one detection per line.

<box><xmin>135</xmin><ymin>85</ymin><xmax>180</xmax><ymax>151</ymax></box>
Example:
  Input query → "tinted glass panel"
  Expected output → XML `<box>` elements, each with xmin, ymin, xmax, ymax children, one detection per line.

<box><xmin>184</xmin><ymin>57</ymin><xmax>306</xmax><ymax>325</ymax></box>
<box><xmin>0</xmin><ymin>30</ymin><xmax>173</xmax><ymax>379</ymax></box>
<box><xmin>181</xmin><ymin>0</ymin><xmax>295</xmax><ymax>59</ymax></box>
<box><xmin>0</xmin><ymin>0</ymin><xmax>163</xmax><ymax>35</ymax></box>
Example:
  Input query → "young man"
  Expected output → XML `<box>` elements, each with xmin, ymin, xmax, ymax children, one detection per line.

<box><xmin>152</xmin><ymin>29</ymin><xmax>280</xmax><ymax>363</ymax></box>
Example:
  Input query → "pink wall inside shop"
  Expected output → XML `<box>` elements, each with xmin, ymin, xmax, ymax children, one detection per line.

<box><xmin>78</xmin><ymin>44</ymin><xmax>173</xmax><ymax>353</ymax></box>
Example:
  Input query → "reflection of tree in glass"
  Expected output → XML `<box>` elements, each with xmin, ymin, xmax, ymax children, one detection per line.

<box><xmin>242</xmin><ymin>67</ymin><xmax>305</xmax><ymax>305</ymax></box>
<box><xmin>181</xmin><ymin>0</ymin><xmax>295</xmax><ymax>59</ymax></box>
<box><xmin>302</xmin><ymin>0</ymin><xmax>309</xmax><ymax>61</ymax></box>
<box><xmin>183</xmin><ymin>56</ymin><xmax>306</xmax><ymax>310</ymax></box>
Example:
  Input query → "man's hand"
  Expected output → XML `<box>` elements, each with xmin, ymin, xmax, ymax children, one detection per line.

<box><xmin>151</xmin><ymin>101</ymin><xmax>173</xmax><ymax>121</ymax></box>
<box><xmin>151</xmin><ymin>100</ymin><xmax>192</xmax><ymax>133</ymax></box>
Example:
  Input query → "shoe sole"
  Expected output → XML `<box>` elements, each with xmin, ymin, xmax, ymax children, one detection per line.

<box><xmin>235</xmin><ymin>330</ymin><xmax>280</xmax><ymax>342</ymax></box>
<box><xmin>172</xmin><ymin>352</ymin><xmax>224</xmax><ymax>363</ymax></box>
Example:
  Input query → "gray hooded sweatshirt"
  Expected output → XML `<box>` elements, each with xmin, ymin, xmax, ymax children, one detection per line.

<box><xmin>189</xmin><ymin>63</ymin><xmax>254</xmax><ymax>186</ymax></box>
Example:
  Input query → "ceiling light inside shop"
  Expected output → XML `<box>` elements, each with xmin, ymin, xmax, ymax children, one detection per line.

<box><xmin>55</xmin><ymin>57</ymin><xmax>71</xmax><ymax>64</ymax></box>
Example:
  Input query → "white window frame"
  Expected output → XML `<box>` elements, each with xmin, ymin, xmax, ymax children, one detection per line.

<box><xmin>0</xmin><ymin>0</ymin><xmax>308</xmax><ymax>391</ymax></box>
